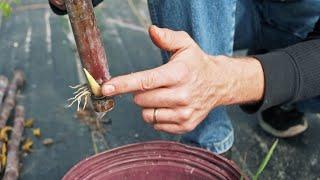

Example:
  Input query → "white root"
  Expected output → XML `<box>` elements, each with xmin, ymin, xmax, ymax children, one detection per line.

<box><xmin>73</xmin><ymin>86</ymin><xmax>87</xmax><ymax>95</ymax></box>
<box><xmin>69</xmin><ymin>84</ymin><xmax>84</xmax><ymax>89</ymax></box>
<box><xmin>66</xmin><ymin>84</ymin><xmax>91</xmax><ymax>111</ymax></box>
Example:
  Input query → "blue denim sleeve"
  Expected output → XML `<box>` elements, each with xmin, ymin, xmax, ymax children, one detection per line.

<box><xmin>49</xmin><ymin>0</ymin><xmax>103</xmax><ymax>15</ymax></box>
<box><xmin>241</xmin><ymin>19</ymin><xmax>320</xmax><ymax>113</ymax></box>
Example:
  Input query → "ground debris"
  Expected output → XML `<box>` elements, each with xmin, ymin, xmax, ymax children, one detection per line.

<box><xmin>32</xmin><ymin>128</ymin><xmax>41</xmax><ymax>137</ymax></box>
<box><xmin>24</xmin><ymin>119</ymin><xmax>34</xmax><ymax>128</ymax></box>
<box><xmin>75</xmin><ymin>109</ymin><xmax>106</xmax><ymax>132</ymax></box>
<box><xmin>42</xmin><ymin>138</ymin><xmax>54</xmax><ymax>146</ymax></box>
<box><xmin>0</xmin><ymin>126</ymin><xmax>12</xmax><ymax>142</ymax></box>
<box><xmin>1</xmin><ymin>143</ymin><xmax>7</xmax><ymax>168</ymax></box>
<box><xmin>22</xmin><ymin>139</ymin><xmax>33</xmax><ymax>153</ymax></box>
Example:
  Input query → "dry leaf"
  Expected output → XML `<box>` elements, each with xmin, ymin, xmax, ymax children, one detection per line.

<box><xmin>22</xmin><ymin>139</ymin><xmax>33</xmax><ymax>152</ymax></box>
<box><xmin>32</xmin><ymin>128</ymin><xmax>41</xmax><ymax>137</ymax></box>
<box><xmin>1</xmin><ymin>143</ymin><xmax>7</xmax><ymax>167</ymax></box>
<box><xmin>0</xmin><ymin>126</ymin><xmax>12</xmax><ymax>142</ymax></box>
<box><xmin>24</xmin><ymin>119</ymin><xmax>34</xmax><ymax>128</ymax></box>
<box><xmin>42</xmin><ymin>138</ymin><xmax>54</xmax><ymax>146</ymax></box>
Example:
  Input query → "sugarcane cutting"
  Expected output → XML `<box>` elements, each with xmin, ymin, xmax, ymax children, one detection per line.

<box><xmin>64</xmin><ymin>0</ymin><xmax>114</xmax><ymax>115</ymax></box>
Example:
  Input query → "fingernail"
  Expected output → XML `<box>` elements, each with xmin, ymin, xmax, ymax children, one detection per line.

<box><xmin>102</xmin><ymin>84</ymin><xmax>115</xmax><ymax>95</ymax></box>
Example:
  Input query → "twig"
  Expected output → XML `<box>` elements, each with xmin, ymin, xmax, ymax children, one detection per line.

<box><xmin>0</xmin><ymin>75</ymin><xmax>8</xmax><ymax>109</ymax></box>
<box><xmin>3</xmin><ymin>104</ymin><xmax>24</xmax><ymax>180</ymax></box>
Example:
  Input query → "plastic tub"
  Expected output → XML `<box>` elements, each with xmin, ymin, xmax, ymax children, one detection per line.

<box><xmin>63</xmin><ymin>141</ymin><xmax>247</xmax><ymax>180</ymax></box>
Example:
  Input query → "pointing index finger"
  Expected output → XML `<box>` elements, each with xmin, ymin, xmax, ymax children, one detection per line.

<box><xmin>102</xmin><ymin>63</ymin><xmax>182</xmax><ymax>96</ymax></box>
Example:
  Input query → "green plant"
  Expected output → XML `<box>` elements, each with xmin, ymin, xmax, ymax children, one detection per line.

<box><xmin>0</xmin><ymin>0</ymin><xmax>20</xmax><ymax>17</ymax></box>
<box><xmin>253</xmin><ymin>139</ymin><xmax>279</xmax><ymax>180</ymax></box>
<box><xmin>240</xmin><ymin>139</ymin><xmax>279</xmax><ymax>180</ymax></box>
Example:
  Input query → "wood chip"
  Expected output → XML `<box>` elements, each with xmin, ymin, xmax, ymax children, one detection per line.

<box><xmin>42</xmin><ymin>138</ymin><xmax>54</xmax><ymax>146</ymax></box>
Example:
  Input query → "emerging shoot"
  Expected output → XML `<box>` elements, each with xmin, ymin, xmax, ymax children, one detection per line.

<box><xmin>83</xmin><ymin>68</ymin><xmax>102</xmax><ymax>97</ymax></box>
<box><xmin>67</xmin><ymin>69</ymin><xmax>114</xmax><ymax>113</ymax></box>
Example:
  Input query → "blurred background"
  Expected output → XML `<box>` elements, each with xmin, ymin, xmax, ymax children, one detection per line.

<box><xmin>0</xmin><ymin>0</ymin><xmax>319</xmax><ymax>179</ymax></box>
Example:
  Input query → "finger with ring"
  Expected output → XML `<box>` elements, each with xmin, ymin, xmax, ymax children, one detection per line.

<box><xmin>142</xmin><ymin>108</ymin><xmax>181</xmax><ymax>124</ymax></box>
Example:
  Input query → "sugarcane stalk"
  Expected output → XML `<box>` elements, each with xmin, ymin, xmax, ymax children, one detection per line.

<box><xmin>65</xmin><ymin>0</ymin><xmax>114</xmax><ymax>113</ymax></box>
<box><xmin>3</xmin><ymin>104</ymin><xmax>24</xmax><ymax>180</ymax></box>
<box><xmin>0</xmin><ymin>76</ymin><xmax>9</xmax><ymax>108</ymax></box>
<box><xmin>0</xmin><ymin>70</ymin><xmax>24</xmax><ymax>171</ymax></box>
<box><xmin>0</xmin><ymin>70</ymin><xmax>24</xmax><ymax>128</ymax></box>
<box><xmin>65</xmin><ymin>0</ymin><xmax>110</xmax><ymax>83</ymax></box>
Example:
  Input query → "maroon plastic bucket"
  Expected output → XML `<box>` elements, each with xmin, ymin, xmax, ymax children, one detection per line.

<box><xmin>63</xmin><ymin>141</ymin><xmax>247</xmax><ymax>180</ymax></box>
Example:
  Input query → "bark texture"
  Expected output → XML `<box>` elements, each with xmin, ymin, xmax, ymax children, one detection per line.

<box><xmin>0</xmin><ymin>71</ymin><xmax>24</xmax><ymax>171</ymax></box>
<box><xmin>0</xmin><ymin>70</ymin><xmax>24</xmax><ymax>128</ymax></box>
<box><xmin>65</xmin><ymin>0</ymin><xmax>114</xmax><ymax>113</ymax></box>
<box><xmin>65</xmin><ymin>0</ymin><xmax>111</xmax><ymax>84</ymax></box>
<box><xmin>0</xmin><ymin>76</ymin><xmax>8</xmax><ymax>108</ymax></box>
<box><xmin>3</xmin><ymin>105</ymin><xmax>24</xmax><ymax>180</ymax></box>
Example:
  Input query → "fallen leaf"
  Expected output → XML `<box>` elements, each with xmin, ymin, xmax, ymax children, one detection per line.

<box><xmin>22</xmin><ymin>139</ymin><xmax>33</xmax><ymax>152</ymax></box>
<box><xmin>0</xmin><ymin>126</ymin><xmax>12</xmax><ymax>142</ymax></box>
<box><xmin>32</xmin><ymin>128</ymin><xmax>41</xmax><ymax>137</ymax></box>
<box><xmin>1</xmin><ymin>143</ymin><xmax>7</xmax><ymax>167</ymax></box>
<box><xmin>24</xmin><ymin>118</ymin><xmax>34</xmax><ymax>128</ymax></box>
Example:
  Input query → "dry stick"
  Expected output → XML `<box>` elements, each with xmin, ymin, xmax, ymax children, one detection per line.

<box><xmin>3</xmin><ymin>104</ymin><xmax>24</xmax><ymax>180</ymax></box>
<box><xmin>0</xmin><ymin>70</ymin><xmax>24</xmax><ymax>128</ymax></box>
<box><xmin>0</xmin><ymin>76</ymin><xmax>9</xmax><ymax>108</ymax></box>
<box><xmin>65</xmin><ymin>0</ymin><xmax>114</xmax><ymax>113</ymax></box>
<box><xmin>0</xmin><ymin>71</ymin><xmax>24</xmax><ymax>171</ymax></box>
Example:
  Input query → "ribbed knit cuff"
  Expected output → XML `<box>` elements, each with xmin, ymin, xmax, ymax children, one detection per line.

<box><xmin>241</xmin><ymin>39</ymin><xmax>320</xmax><ymax>113</ymax></box>
<box><xmin>241</xmin><ymin>51</ymin><xmax>297</xmax><ymax>113</ymax></box>
<box><xmin>282</xmin><ymin>39</ymin><xmax>320</xmax><ymax>101</ymax></box>
<box><xmin>49</xmin><ymin>0</ymin><xmax>103</xmax><ymax>15</ymax></box>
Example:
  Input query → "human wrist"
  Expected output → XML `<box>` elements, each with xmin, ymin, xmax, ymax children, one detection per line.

<box><xmin>212</xmin><ymin>55</ymin><xmax>265</xmax><ymax>105</ymax></box>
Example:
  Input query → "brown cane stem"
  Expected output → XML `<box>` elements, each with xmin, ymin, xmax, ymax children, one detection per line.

<box><xmin>0</xmin><ymin>70</ymin><xmax>24</xmax><ymax>128</ymax></box>
<box><xmin>0</xmin><ymin>76</ymin><xmax>9</xmax><ymax>109</ymax></box>
<box><xmin>65</xmin><ymin>0</ymin><xmax>111</xmax><ymax>83</ymax></box>
<box><xmin>65</xmin><ymin>0</ymin><xmax>114</xmax><ymax>113</ymax></box>
<box><xmin>0</xmin><ymin>71</ymin><xmax>24</xmax><ymax>172</ymax></box>
<box><xmin>3</xmin><ymin>104</ymin><xmax>24</xmax><ymax>180</ymax></box>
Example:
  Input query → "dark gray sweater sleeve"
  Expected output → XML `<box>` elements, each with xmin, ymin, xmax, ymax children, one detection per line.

<box><xmin>49</xmin><ymin>0</ymin><xmax>103</xmax><ymax>15</ymax></box>
<box><xmin>242</xmin><ymin>19</ymin><xmax>320</xmax><ymax>113</ymax></box>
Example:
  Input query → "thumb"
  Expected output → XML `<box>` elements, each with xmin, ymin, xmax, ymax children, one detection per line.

<box><xmin>149</xmin><ymin>25</ymin><xmax>194</xmax><ymax>52</ymax></box>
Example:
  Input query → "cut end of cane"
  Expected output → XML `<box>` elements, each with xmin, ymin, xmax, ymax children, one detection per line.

<box><xmin>13</xmin><ymin>69</ymin><xmax>25</xmax><ymax>87</ymax></box>
<box><xmin>83</xmin><ymin>68</ymin><xmax>102</xmax><ymax>97</ymax></box>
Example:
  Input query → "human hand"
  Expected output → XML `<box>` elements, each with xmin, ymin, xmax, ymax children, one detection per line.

<box><xmin>102</xmin><ymin>26</ymin><xmax>264</xmax><ymax>134</ymax></box>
